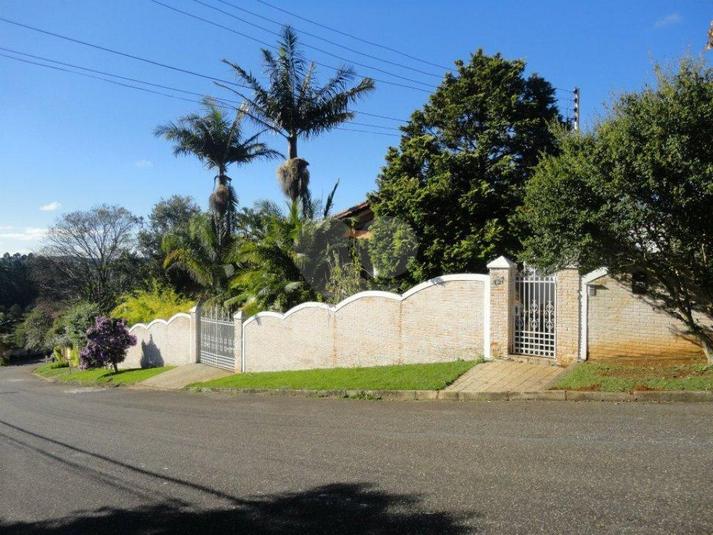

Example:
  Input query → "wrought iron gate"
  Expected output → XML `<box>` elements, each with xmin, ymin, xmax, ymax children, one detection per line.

<box><xmin>199</xmin><ymin>306</ymin><xmax>235</xmax><ymax>371</ymax></box>
<box><xmin>513</xmin><ymin>267</ymin><xmax>556</xmax><ymax>358</ymax></box>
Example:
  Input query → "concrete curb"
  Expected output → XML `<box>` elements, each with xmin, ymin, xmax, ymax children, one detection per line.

<box><xmin>187</xmin><ymin>386</ymin><xmax>713</xmax><ymax>402</ymax></box>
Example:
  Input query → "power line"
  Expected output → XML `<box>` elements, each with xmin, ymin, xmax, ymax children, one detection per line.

<box><xmin>190</xmin><ymin>0</ymin><xmax>435</xmax><ymax>87</ymax></box>
<box><xmin>0</xmin><ymin>15</ymin><xmax>243</xmax><ymax>88</ymax></box>
<box><xmin>0</xmin><ymin>16</ymin><xmax>408</xmax><ymax>124</ymax></box>
<box><xmin>0</xmin><ymin>52</ymin><xmax>212</xmax><ymax>106</ymax></box>
<box><xmin>0</xmin><ymin>51</ymin><xmax>402</xmax><ymax>135</ymax></box>
<box><xmin>150</xmin><ymin>0</ymin><xmax>432</xmax><ymax>94</ymax></box>
<box><xmin>257</xmin><ymin>0</ymin><xmax>452</xmax><ymax>72</ymax></box>
<box><xmin>336</xmin><ymin>126</ymin><xmax>399</xmax><ymax>137</ymax></box>
<box><xmin>0</xmin><ymin>46</ymin><xmax>239</xmax><ymax>106</ymax></box>
<box><xmin>208</xmin><ymin>0</ymin><xmax>442</xmax><ymax>79</ymax></box>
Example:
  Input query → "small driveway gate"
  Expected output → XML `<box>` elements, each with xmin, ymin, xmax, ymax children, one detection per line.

<box><xmin>513</xmin><ymin>267</ymin><xmax>556</xmax><ymax>358</ymax></box>
<box><xmin>199</xmin><ymin>306</ymin><xmax>235</xmax><ymax>371</ymax></box>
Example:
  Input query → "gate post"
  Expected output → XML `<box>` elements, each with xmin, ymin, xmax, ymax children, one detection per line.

<box><xmin>555</xmin><ymin>266</ymin><xmax>581</xmax><ymax>366</ymax></box>
<box><xmin>189</xmin><ymin>304</ymin><xmax>201</xmax><ymax>364</ymax></box>
<box><xmin>233</xmin><ymin>311</ymin><xmax>243</xmax><ymax>373</ymax></box>
<box><xmin>487</xmin><ymin>256</ymin><xmax>517</xmax><ymax>359</ymax></box>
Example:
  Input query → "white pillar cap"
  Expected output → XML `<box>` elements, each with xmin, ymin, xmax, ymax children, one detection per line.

<box><xmin>486</xmin><ymin>256</ymin><xmax>517</xmax><ymax>269</ymax></box>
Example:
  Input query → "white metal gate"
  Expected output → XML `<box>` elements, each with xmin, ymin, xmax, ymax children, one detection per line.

<box><xmin>199</xmin><ymin>306</ymin><xmax>235</xmax><ymax>371</ymax></box>
<box><xmin>513</xmin><ymin>267</ymin><xmax>556</xmax><ymax>358</ymax></box>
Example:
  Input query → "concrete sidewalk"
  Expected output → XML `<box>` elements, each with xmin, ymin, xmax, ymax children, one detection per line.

<box><xmin>446</xmin><ymin>359</ymin><xmax>566</xmax><ymax>393</ymax></box>
<box><xmin>136</xmin><ymin>363</ymin><xmax>231</xmax><ymax>390</ymax></box>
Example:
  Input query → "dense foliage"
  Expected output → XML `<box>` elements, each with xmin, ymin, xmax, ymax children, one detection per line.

<box><xmin>370</xmin><ymin>51</ymin><xmax>560</xmax><ymax>283</ymax></box>
<box><xmin>520</xmin><ymin>59</ymin><xmax>713</xmax><ymax>362</ymax></box>
<box><xmin>111</xmin><ymin>284</ymin><xmax>193</xmax><ymax>325</ymax></box>
<box><xmin>80</xmin><ymin>316</ymin><xmax>136</xmax><ymax>372</ymax></box>
<box><xmin>50</xmin><ymin>301</ymin><xmax>100</xmax><ymax>350</ymax></box>
<box><xmin>138</xmin><ymin>195</ymin><xmax>201</xmax><ymax>293</ymax></box>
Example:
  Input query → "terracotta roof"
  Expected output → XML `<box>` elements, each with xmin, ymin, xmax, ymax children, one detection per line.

<box><xmin>333</xmin><ymin>201</ymin><xmax>371</xmax><ymax>220</ymax></box>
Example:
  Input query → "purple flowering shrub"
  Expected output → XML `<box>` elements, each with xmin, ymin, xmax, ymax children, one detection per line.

<box><xmin>80</xmin><ymin>316</ymin><xmax>136</xmax><ymax>373</ymax></box>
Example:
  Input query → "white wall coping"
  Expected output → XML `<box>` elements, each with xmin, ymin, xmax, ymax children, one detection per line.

<box><xmin>128</xmin><ymin>312</ymin><xmax>191</xmax><ymax>333</ymax></box>
<box><xmin>243</xmin><ymin>274</ymin><xmax>489</xmax><ymax>327</ymax></box>
<box><xmin>582</xmin><ymin>267</ymin><xmax>608</xmax><ymax>284</ymax></box>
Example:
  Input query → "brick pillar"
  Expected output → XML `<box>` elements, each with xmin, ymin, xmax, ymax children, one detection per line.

<box><xmin>233</xmin><ymin>311</ymin><xmax>243</xmax><ymax>373</ymax></box>
<box><xmin>487</xmin><ymin>256</ymin><xmax>517</xmax><ymax>359</ymax></box>
<box><xmin>555</xmin><ymin>267</ymin><xmax>581</xmax><ymax>366</ymax></box>
<box><xmin>189</xmin><ymin>304</ymin><xmax>201</xmax><ymax>364</ymax></box>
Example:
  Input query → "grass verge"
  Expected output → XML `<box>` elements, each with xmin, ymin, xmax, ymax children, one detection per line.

<box><xmin>190</xmin><ymin>360</ymin><xmax>480</xmax><ymax>391</ymax></box>
<box><xmin>553</xmin><ymin>361</ymin><xmax>713</xmax><ymax>392</ymax></box>
<box><xmin>35</xmin><ymin>362</ymin><xmax>173</xmax><ymax>386</ymax></box>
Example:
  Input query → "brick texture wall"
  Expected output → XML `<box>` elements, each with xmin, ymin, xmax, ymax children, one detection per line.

<box><xmin>488</xmin><ymin>267</ymin><xmax>514</xmax><ymax>358</ymax></box>
<box><xmin>242</xmin><ymin>277</ymin><xmax>487</xmax><ymax>373</ymax></box>
<box><xmin>555</xmin><ymin>268</ymin><xmax>581</xmax><ymax>366</ymax></box>
<box><xmin>586</xmin><ymin>275</ymin><xmax>702</xmax><ymax>361</ymax></box>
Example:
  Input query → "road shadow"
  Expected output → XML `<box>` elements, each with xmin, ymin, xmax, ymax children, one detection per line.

<box><xmin>0</xmin><ymin>482</ymin><xmax>476</xmax><ymax>534</ymax></box>
<box><xmin>0</xmin><ymin>420</ymin><xmax>478</xmax><ymax>534</ymax></box>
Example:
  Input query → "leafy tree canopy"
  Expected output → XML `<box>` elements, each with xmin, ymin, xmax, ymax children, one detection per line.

<box><xmin>370</xmin><ymin>50</ymin><xmax>560</xmax><ymax>282</ymax></box>
<box><xmin>138</xmin><ymin>195</ymin><xmax>201</xmax><ymax>294</ymax></box>
<box><xmin>520</xmin><ymin>58</ymin><xmax>713</xmax><ymax>362</ymax></box>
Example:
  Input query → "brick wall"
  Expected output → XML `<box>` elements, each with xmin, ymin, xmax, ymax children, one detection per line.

<box><xmin>242</xmin><ymin>276</ymin><xmax>488</xmax><ymax>372</ymax></box>
<box><xmin>586</xmin><ymin>274</ymin><xmax>702</xmax><ymax>361</ymax></box>
<box><xmin>555</xmin><ymin>268</ymin><xmax>580</xmax><ymax>366</ymax></box>
<box><xmin>123</xmin><ymin>313</ymin><xmax>194</xmax><ymax>369</ymax></box>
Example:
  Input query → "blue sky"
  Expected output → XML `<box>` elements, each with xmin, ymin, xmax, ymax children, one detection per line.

<box><xmin>0</xmin><ymin>0</ymin><xmax>710</xmax><ymax>254</ymax></box>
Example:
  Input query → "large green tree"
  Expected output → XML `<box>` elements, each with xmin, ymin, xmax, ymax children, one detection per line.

<box><xmin>520</xmin><ymin>59</ymin><xmax>713</xmax><ymax>362</ymax></box>
<box><xmin>370</xmin><ymin>51</ymin><xmax>560</xmax><ymax>283</ymax></box>
<box><xmin>155</xmin><ymin>98</ymin><xmax>278</xmax><ymax>243</ymax></box>
<box><xmin>223</xmin><ymin>26</ymin><xmax>375</xmax><ymax>216</ymax></box>
<box><xmin>137</xmin><ymin>195</ymin><xmax>201</xmax><ymax>294</ymax></box>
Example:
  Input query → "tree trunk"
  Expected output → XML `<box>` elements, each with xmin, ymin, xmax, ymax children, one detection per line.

<box><xmin>111</xmin><ymin>360</ymin><xmax>119</xmax><ymax>374</ymax></box>
<box><xmin>288</xmin><ymin>136</ymin><xmax>298</xmax><ymax>159</ymax></box>
<box><xmin>701</xmin><ymin>335</ymin><xmax>713</xmax><ymax>366</ymax></box>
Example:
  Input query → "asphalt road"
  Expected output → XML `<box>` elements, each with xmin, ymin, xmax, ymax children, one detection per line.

<box><xmin>1</xmin><ymin>362</ymin><xmax>712</xmax><ymax>534</ymax></box>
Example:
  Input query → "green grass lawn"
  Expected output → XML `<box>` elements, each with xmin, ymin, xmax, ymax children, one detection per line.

<box><xmin>553</xmin><ymin>361</ymin><xmax>713</xmax><ymax>392</ymax></box>
<box><xmin>191</xmin><ymin>360</ymin><xmax>480</xmax><ymax>391</ymax></box>
<box><xmin>35</xmin><ymin>363</ymin><xmax>173</xmax><ymax>386</ymax></box>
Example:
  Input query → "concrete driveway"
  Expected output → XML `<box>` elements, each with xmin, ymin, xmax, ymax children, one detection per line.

<box><xmin>1</xmin><ymin>362</ymin><xmax>712</xmax><ymax>534</ymax></box>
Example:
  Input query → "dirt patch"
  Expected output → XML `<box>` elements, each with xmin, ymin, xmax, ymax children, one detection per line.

<box><xmin>598</xmin><ymin>364</ymin><xmax>709</xmax><ymax>380</ymax></box>
<box><xmin>589</xmin><ymin>354</ymin><xmax>705</xmax><ymax>367</ymax></box>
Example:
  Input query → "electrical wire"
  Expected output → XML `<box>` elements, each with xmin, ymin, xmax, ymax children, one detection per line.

<box><xmin>150</xmin><ymin>0</ymin><xmax>432</xmax><ymax>93</ymax></box>
<box><xmin>257</xmin><ymin>0</ymin><xmax>452</xmax><ymax>72</ymax></box>
<box><xmin>212</xmin><ymin>0</ymin><xmax>442</xmax><ymax>79</ymax></box>
<box><xmin>0</xmin><ymin>51</ymin><xmax>402</xmax><ymax>136</ymax></box>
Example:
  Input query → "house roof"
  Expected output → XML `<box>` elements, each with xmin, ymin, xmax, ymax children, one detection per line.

<box><xmin>333</xmin><ymin>201</ymin><xmax>372</xmax><ymax>221</ymax></box>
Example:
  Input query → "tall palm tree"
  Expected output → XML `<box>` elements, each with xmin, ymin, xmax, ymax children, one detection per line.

<box><xmin>155</xmin><ymin>98</ymin><xmax>279</xmax><ymax>244</ymax></box>
<box><xmin>222</xmin><ymin>27</ymin><xmax>375</xmax><ymax>217</ymax></box>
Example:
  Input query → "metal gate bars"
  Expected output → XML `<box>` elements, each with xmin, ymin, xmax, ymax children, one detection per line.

<box><xmin>199</xmin><ymin>306</ymin><xmax>235</xmax><ymax>371</ymax></box>
<box><xmin>513</xmin><ymin>267</ymin><xmax>556</xmax><ymax>358</ymax></box>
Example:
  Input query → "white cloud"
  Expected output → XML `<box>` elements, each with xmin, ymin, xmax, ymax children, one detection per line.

<box><xmin>39</xmin><ymin>201</ymin><xmax>62</xmax><ymax>212</ymax></box>
<box><xmin>0</xmin><ymin>227</ymin><xmax>47</xmax><ymax>241</ymax></box>
<box><xmin>654</xmin><ymin>13</ymin><xmax>682</xmax><ymax>29</ymax></box>
<box><xmin>135</xmin><ymin>159</ymin><xmax>153</xmax><ymax>168</ymax></box>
